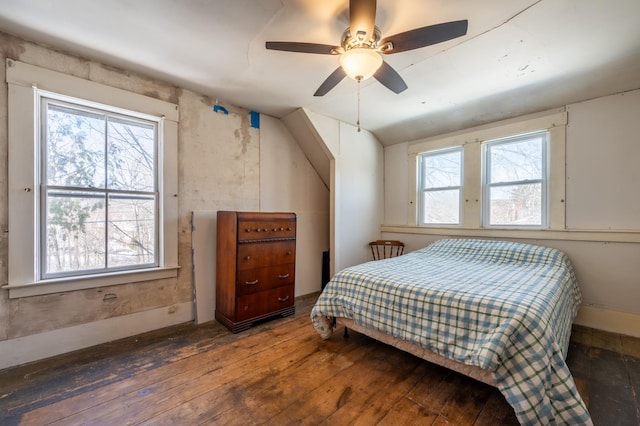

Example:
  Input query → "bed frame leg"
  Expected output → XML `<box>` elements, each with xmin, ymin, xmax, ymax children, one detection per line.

<box><xmin>343</xmin><ymin>326</ymin><xmax>349</xmax><ymax>339</ymax></box>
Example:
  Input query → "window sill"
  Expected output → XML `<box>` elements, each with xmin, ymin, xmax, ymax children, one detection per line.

<box><xmin>2</xmin><ymin>266</ymin><xmax>180</xmax><ymax>299</ymax></box>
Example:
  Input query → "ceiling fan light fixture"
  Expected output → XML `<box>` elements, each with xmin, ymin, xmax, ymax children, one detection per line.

<box><xmin>339</xmin><ymin>48</ymin><xmax>382</xmax><ymax>81</ymax></box>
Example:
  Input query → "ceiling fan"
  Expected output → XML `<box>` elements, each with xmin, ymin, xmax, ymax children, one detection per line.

<box><xmin>266</xmin><ymin>0</ymin><xmax>468</xmax><ymax>96</ymax></box>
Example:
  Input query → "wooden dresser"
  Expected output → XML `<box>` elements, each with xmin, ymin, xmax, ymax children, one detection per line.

<box><xmin>215</xmin><ymin>211</ymin><xmax>296</xmax><ymax>333</ymax></box>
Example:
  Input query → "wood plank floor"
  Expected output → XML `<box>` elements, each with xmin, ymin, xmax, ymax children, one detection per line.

<box><xmin>1</xmin><ymin>293</ymin><xmax>639</xmax><ymax>425</ymax></box>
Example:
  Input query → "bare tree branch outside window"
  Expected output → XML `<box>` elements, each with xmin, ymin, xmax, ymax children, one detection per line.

<box><xmin>419</xmin><ymin>147</ymin><xmax>462</xmax><ymax>225</ymax></box>
<box><xmin>43</xmin><ymin>100</ymin><xmax>158</xmax><ymax>278</ymax></box>
<box><xmin>485</xmin><ymin>132</ymin><xmax>547</xmax><ymax>226</ymax></box>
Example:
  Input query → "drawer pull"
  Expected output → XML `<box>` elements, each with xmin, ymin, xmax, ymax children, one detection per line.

<box><xmin>286</xmin><ymin>227</ymin><xmax>292</xmax><ymax>231</ymax></box>
<box><xmin>286</xmin><ymin>251</ymin><xmax>292</xmax><ymax>255</ymax></box>
<box><xmin>278</xmin><ymin>295</ymin><xmax>290</xmax><ymax>302</ymax></box>
<box><xmin>279</xmin><ymin>227</ymin><xmax>284</xmax><ymax>231</ymax></box>
<box><xmin>244</xmin><ymin>280</ymin><xmax>259</xmax><ymax>286</ymax></box>
<box><xmin>244</xmin><ymin>256</ymin><xmax>251</xmax><ymax>260</ymax></box>
<box><xmin>245</xmin><ymin>228</ymin><xmax>251</xmax><ymax>233</ymax></box>
<box><xmin>278</xmin><ymin>273</ymin><xmax>290</xmax><ymax>279</ymax></box>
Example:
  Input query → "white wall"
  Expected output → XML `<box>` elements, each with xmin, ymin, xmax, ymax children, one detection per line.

<box><xmin>382</xmin><ymin>88</ymin><xmax>640</xmax><ymax>337</ymax></box>
<box><xmin>298</xmin><ymin>111</ymin><xmax>385</xmax><ymax>274</ymax></box>
<box><xmin>336</xmin><ymin>122</ymin><xmax>384</xmax><ymax>269</ymax></box>
<box><xmin>384</xmin><ymin>142</ymin><xmax>410</xmax><ymax>226</ymax></box>
<box><xmin>565</xmin><ymin>90</ymin><xmax>640</xmax><ymax>229</ymax></box>
<box><xmin>259</xmin><ymin>115</ymin><xmax>330</xmax><ymax>296</ymax></box>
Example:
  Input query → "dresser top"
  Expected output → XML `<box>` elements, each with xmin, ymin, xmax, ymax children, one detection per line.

<box><xmin>219</xmin><ymin>211</ymin><xmax>296</xmax><ymax>222</ymax></box>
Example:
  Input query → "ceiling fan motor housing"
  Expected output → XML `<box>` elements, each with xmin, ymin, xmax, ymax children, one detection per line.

<box><xmin>341</xmin><ymin>26</ymin><xmax>381</xmax><ymax>50</ymax></box>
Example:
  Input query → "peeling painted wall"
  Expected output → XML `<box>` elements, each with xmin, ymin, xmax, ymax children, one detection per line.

<box><xmin>178</xmin><ymin>92</ymin><xmax>259</xmax><ymax>213</ymax></box>
<box><xmin>0</xmin><ymin>32</ymin><xmax>191</xmax><ymax>341</ymax></box>
<box><xmin>0</xmin><ymin>31</ymin><xmax>263</xmax><ymax>348</ymax></box>
<box><xmin>0</xmin><ymin>35</ymin><xmax>10</xmax><ymax>342</ymax></box>
<box><xmin>6</xmin><ymin>278</ymin><xmax>187</xmax><ymax>339</ymax></box>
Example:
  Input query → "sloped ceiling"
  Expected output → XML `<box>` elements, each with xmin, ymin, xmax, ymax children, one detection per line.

<box><xmin>1</xmin><ymin>0</ymin><xmax>639</xmax><ymax>146</ymax></box>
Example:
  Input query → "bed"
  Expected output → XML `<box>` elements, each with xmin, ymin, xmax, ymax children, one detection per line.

<box><xmin>311</xmin><ymin>238</ymin><xmax>592</xmax><ymax>425</ymax></box>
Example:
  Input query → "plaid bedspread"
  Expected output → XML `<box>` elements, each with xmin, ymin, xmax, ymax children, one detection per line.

<box><xmin>311</xmin><ymin>238</ymin><xmax>592</xmax><ymax>425</ymax></box>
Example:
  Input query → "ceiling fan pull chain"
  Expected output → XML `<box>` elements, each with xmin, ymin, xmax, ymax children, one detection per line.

<box><xmin>356</xmin><ymin>76</ymin><xmax>362</xmax><ymax>132</ymax></box>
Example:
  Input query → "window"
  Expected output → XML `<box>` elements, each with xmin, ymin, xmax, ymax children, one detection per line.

<box><xmin>483</xmin><ymin>131</ymin><xmax>548</xmax><ymax>227</ymax></box>
<box><xmin>6</xmin><ymin>60</ymin><xmax>178</xmax><ymax>298</ymax></box>
<box><xmin>42</xmin><ymin>98</ymin><xmax>158</xmax><ymax>278</ymax></box>
<box><xmin>408</xmin><ymin>110</ymin><xmax>566</xmax><ymax>231</ymax></box>
<box><xmin>418</xmin><ymin>147</ymin><xmax>463</xmax><ymax>225</ymax></box>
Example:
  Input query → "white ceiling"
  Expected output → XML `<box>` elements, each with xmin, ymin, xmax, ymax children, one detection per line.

<box><xmin>1</xmin><ymin>0</ymin><xmax>639</xmax><ymax>146</ymax></box>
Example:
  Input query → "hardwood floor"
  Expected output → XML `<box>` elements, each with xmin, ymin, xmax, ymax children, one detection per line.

<box><xmin>1</xmin><ymin>293</ymin><xmax>639</xmax><ymax>425</ymax></box>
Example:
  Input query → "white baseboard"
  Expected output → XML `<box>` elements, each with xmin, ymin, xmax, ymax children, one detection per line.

<box><xmin>574</xmin><ymin>305</ymin><xmax>640</xmax><ymax>338</ymax></box>
<box><xmin>0</xmin><ymin>301</ymin><xmax>194</xmax><ymax>370</ymax></box>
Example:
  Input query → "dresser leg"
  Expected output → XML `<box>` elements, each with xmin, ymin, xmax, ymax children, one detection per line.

<box><xmin>343</xmin><ymin>326</ymin><xmax>349</xmax><ymax>339</ymax></box>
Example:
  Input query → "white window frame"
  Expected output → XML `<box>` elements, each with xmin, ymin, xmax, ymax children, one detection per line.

<box><xmin>40</xmin><ymin>94</ymin><xmax>163</xmax><ymax>279</ymax></box>
<box><xmin>407</xmin><ymin>109</ymin><xmax>567</xmax><ymax>231</ymax></box>
<box><xmin>482</xmin><ymin>131</ymin><xmax>549</xmax><ymax>228</ymax></box>
<box><xmin>417</xmin><ymin>147</ymin><xmax>463</xmax><ymax>226</ymax></box>
<box><xmin>5</xmin><ymin>59</ymin><xmax>179</xmax><ymax>298</ymax></box>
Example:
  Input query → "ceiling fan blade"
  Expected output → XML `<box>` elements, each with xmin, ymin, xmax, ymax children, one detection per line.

<box><xmin>314</xmin><ymin>67</ymin><xmax>347</xmax><ymax>96</ymax></box>
<box><xmin>265</xmin><ymin>41</ymin><xmax>340</xmax><ymax>55</ymax></box>
<box><xmin>373</xmin><ymin>61</ymin><xmax>408</xmax><ymax>94</ymax></box>
<box><xmin>380</xmin><ymin>20</ymin><xmax>468</xmax><ymax>54</ymax></box>
<box><xmin>349</xmin><ymin>0</ymin><xmax>377</xmax><ymax>40</ymax></box>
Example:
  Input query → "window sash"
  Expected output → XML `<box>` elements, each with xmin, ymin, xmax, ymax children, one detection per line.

<box><xmin>482</xmin><ymin>131</ymin><xmax>548</xmax><ymax>228</ymax></box>
<box><xmin>421</xmin><ymin>188</ymin><xmax>461</xmax><ymax>225</ymax></box>
<box><xmin>418</xmin><ymin>147</ymin><xmax>463</xmax><ymax>225</ymax></box>
<box><xmin>39</xmin><ymin>96</ymin><xmax>160</xmax><ymax>279</ymax></box>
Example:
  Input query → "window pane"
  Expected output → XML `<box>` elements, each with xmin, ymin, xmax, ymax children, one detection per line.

<box><xmin>423</xmin><ymin>149</ymin><xmax>462</xmax><ymax>188</ymax></box>
<box><xmin>107</xmin><ymin>117</ymin><xmax>155</xmax><ymax>192</ymax></box>
<box><xmin>108</xmin><ymin>196</ymin><xmax>156</xmax><ymax>267</ymax></box>
<box><xmin>489</xmin><ymin>183</ymin><xmax>541</xmax><ymax>225</ymax></box>
<box><xmin>489</xmin><ymin>137</ymin><xmax>542</xmax><ymax>184</ymax></box>
<box><xmin>46</xmin><ymin>104</ymin><xmax>106</xmax><ymax>188</ymax></box>
<box><xmin>422</xmin><ymin>189</ymin><xmax>460</xmax><ymax>224</ymax></box>
<box><xmin>41</xmin><ymin>97</ymin><xmax>159</xmax><ymax>278</ymax></box>
<box><xmin>45</xmin><ymin>190</ymin><xmax>106</xmax><ymax>274</ymax></box>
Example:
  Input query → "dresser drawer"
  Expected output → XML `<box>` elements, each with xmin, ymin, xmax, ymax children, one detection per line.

<box><xmin>235</xmin><ymin>286</ymin><xmax>294</xmax><ymax>322</ymax></box>
<box><xmin>236</xmin><ymin>264</ymin><xmax>295</xmax><ymax>296</ymax></box>
<box><xmin>237</xmin><ymin>220</ymin><xmax>295</xmax><ymax>241</ymax></box>
<box><xmin>237</xmin><ymin>241</ymin><xmax>295</xmax><ymax>270</ymax></box>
